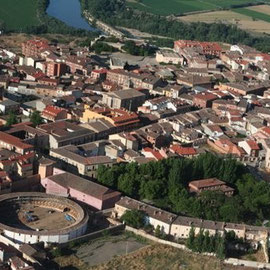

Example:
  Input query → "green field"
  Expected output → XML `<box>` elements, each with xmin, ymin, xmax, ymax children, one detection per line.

<box><xmin>127</xmin><ymin>0</ymin><xmax>268</xmax><ymax>16</ymax></box>
<box><xmin>0</xmin><ymin>0</ymin><xmax>40</xmax><ymax>30</ymax></box>
<box><xmin>234</xmin><ymin>7</ymin><xmax>270</xmax><ymax>22</ymax></box>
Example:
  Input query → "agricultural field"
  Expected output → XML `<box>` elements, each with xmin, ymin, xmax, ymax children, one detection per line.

<box><xmin>127</xmin><ymin>0</ymin><xmax>267</xmax><ymax>16</ymax></box>
<box><xmin>247</xmin><ymin>4</ymin><xmax>270</xmax><ymax>13</ymax></box>
<box><xmin>234</xmin><ymin>6</ymin><xmax>270</xmax><ymax>23</ymax></box>
<box><xmin>0</xmin><ymin>0</ymin><xmax>40</xmax><ymax>30</ymax></box>
<box><xmin>180</xmin><ymin>8</ymin><xmax>270</xmax><ymax>34</ymax></box>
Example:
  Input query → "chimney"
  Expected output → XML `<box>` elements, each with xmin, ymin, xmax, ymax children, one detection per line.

<box><xmin>38</xmin><ymin>158</ymin><xmax>55</xmax><ymax>179</ymax></box>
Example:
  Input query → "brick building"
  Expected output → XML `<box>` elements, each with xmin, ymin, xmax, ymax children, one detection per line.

<box><xmin>47</xmin><ymin>62</ymin><xmax>67</xmax><ymax>77</ymax></box>
<box><xmin>106</xmin><ymin>69</ymin><xmax>161</xmax><ymax>90</ymax></box>
<box><xmin>189</xmin><ymin>178</ymin><xmax>234</xmax><ymax>196</ymax></box>
<box><xmin>102</xmin><ymin>89</ymin><xmax>145</xmax><ymax>111</ymax></box>
<box><xmin>22</xmin><ymin>39</ymin><xmax>49</xmax><ymax>57</ymax></box>
<box><xmin>193</xmin><ymin>93</ymin><xmax>218</xmax><ymax>108</ymax></box>
<box><xmin>41</xmin><ymin>170</ymin><xmax>121</xmax><ymax>210</ymax></box>
<box><xmin>42</xmin><ymin>105</ymin><xmax>67</xmax><ymax>122</ymax></box>
<box><xmin>174</xmin><ymin>40</ymin><xmax>222</xmax><ymax>56</ymax></box>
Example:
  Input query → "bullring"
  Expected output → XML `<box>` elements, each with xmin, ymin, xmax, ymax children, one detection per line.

<box><xmin>0</xmin><ymin>192</ymin><xmax>89</xmax><ymax>244</ymax></box>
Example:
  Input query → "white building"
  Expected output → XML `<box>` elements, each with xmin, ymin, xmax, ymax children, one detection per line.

<box><xmin>156</xmin><ymin>50</ymin><xmax>182</xmax><ymax>65</ymax></box>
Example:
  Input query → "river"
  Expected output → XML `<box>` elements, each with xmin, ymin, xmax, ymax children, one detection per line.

<box><xmin>46</xmin><ymin>0</ymin><xmax>94</xmax><ymax>31</ymax></box>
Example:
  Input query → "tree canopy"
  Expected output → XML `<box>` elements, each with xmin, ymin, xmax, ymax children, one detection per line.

<box><xmin>30</xmin><ymin>111</ymin><xmax>43</xmax><ymax>127</ymax></box>
<box><xmin>120</xmin><ymin>209</ymin><xmax>146</xmax><ymax>228</ymax></box>
<box><xmin>5</xmin><ymin>111</ymin><xmax>18</xmax><ymax>126</ymax></box>
<box><xmin>97</xmin><ymin>153</ymin><xmax>270</xmax><ymax>225</ymax></box>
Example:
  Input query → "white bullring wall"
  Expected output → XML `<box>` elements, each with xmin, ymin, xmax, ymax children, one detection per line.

<box><xmin>0</xmin><ymin>193</ymin><xmax>89</xmax><ymax>245</ymax></box>
<box><xmin>3</xmin><ymin>219</ymin><xmax>88</xmax><ymax>244</ymax></box>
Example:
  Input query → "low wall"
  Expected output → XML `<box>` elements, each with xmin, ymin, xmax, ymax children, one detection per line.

<box><xmin>60</xmin><ymin>224</ymin><xmax>125</xmax><ymax>247</ymax></box>
<box><xmin>126</xmin><ymin>226</ymin><xmax>187</xmax><ymax>250</ymax></box>
<box><xmin>126</xmin><ymin>226</ymin><xmax>270</xmax><ymax>266</ymax></box>
<box><xmin>0</xmin><ymin>234</ymin><xmax>19</xmax><ymax>249</ymax></box>
<box><xmin>224</xmin><ymin>258</ymin><xmax>270</xmax><ymax>269</ymax></box>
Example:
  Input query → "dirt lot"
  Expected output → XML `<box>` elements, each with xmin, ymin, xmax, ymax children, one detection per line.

<box><xmin>77</xmin><ymin>235</ymin><xmax>147</xmax><ymax>267</ymax></box>
<box><xmin>54</xmin><ymin>233</ymin><xmax>148</xmax><ymax>270</ymax></box>
<box><xmin>180</xmin><ymin>10</ymin><xmax>270</xmax><ymax>34</ymax></box>
<box><xmin>0</xmin><ymin>203</ymin><xmax>76</xmax><ymax>231</ymax></box>
<box><xmin>53</xmin><ymin>234</ymin><xmax>260</xmax><ymax>270</ymax></box>
<box><xmin>90</xmin><ymin>243</ymin><xmax>255</xmax><ymax>270</ymax></box>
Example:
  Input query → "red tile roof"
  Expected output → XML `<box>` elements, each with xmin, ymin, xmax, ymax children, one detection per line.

<box><xmin>261</xmin><ymin>126</ymin><xmax>270</xmax><ymax>135</ymax></box>
<box><xmin>246</xmin><ymin>140</ymin><xmax>260</xmax><ymax>150</ymax></box>
<box><xmin>194</xmin><ymin>93</ymin><xmax>217</xmax><ymax>101</ymax></box>
<box><xmin>92</xmin><ymin>69</ymin><xmax>107</xmax><ymax>74</ymax></box>
<box><xmin>42</xmin><ymin>105</ymin><xmax>66</xmax><ymax>117</ymax></box>
<box><xmin>0</xmin><ymin>132</ymin><xmax>33</xmax><ymax>150</ymax></box>
<box><xmin>143</xmin><ymin>147</ymin><xmax>164</xmax><ymax>161</ymax></box>
<box><xmin>189</xmin><ymin>178</ymin><xmax>225</xmax><ymax>189</ymax></box>
<box><xmin>170</xmin><ymin>145</ymin><xmax>197</xmax><ymax>156</ymax></box>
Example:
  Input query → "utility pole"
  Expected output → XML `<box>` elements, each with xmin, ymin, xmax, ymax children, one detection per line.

<box><xmin>126</xmin><ymin>240</ymin><xmax>128</xmax><ymax>255</ymax></box>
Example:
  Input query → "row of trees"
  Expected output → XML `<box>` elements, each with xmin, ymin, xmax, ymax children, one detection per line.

<box><xmin>84</xmin><ymin>0</ymin><xmax>270</xmax><ymax>52</ymax></box>
<box><xmin>97</xmin><ymin>153</ymin><xmax>270</xmax><ymax>225</ymax></box>
<box><xmin>186</xmin><ymin>228</ymin><xmax>251</xmax><ymax>259</ymax></box>
<box><xmin>187</xmin><ymin>228</ymin><xmax>226</xmax><ymax>259</ymax></box>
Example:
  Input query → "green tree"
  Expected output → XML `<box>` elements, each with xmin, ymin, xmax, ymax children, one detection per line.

<box><xmin>5</xmin><ymin>111</ymin><xmax>18</xmax><ymax>126</ymax></box>
<box><xmin>120</xmin><ymin>209</ymin><xmax>145</xmax><ymax>228</ymax></box>
<box><xmin>118</xmin><ymin>173</ymin><xmax>138</xmax><ymax>197</ymax></box>
<box><xmin>202</xmin><ymin>230</ymin><xmax>211</xmax><ymax>252</ymax></box>
<box><xmin>186</xmin><ymin>227</ymin><xmax>195</xmax><ymax>249</ymax></box>
<box><xmin>30</xmin><ymin>110</ymin><xmax>43</xmax><ymax>127</ymax></box>
<box><xmin>194</xmin><ymin>229</ymin><xmax>205</xmax><ymax>252</ymax></box>
<box><xmin>216</xmin><ymin>235</ymin><xmax>226</xmax><ymax>259</ymax></box>
<box><xmin>154</xmin><ymin>225</ymin><xmax>162</xmax><ymax>238</ymax></box>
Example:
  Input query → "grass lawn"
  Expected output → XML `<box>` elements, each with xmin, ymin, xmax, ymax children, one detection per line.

<box><xmin>234</xmin><ymin>7</ymin><xmax>270</xmax><ymax>23</ymax></box>
<box><xmin>127</xmin><ymin>0</ymin><xmax>270</xmax><ymax>16</ymax></box>
<box><xmin>0</xmin><ymin>0</ymin><xmax>40</xmax><ymax>30</ymax></box>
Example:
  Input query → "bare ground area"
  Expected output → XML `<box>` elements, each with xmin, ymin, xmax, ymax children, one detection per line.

<box><xmin>180</xmin><ymin>10</ymin><xmax>270</xmax><ymax>34</ymax></box>
<box><xmin>77</xmin><ymin>236</ymin><xmax>147</xmax><ymax>267</ymax></box>
<box><xmin>54</xmin><ymin>233</ymin><xmax>148</xmax><ymax>270</ymax></box>
<box><xmin>0</xmin><ymin>33</ymin><xmax>89</xmax><ymax>53</ymax></box>
<box><xmin>90</xmin><ymin>243</ymin><xmax>256</xmax><ymax>270</ymax></box>
<box><xmin>53</xmin><ymin>234</ymin><xmax>260</xmax><ymax>270</ymax></box>
<box><xmin>118</xmin><ymin>27</ymin><xmax>169</xmax><ymax>40</ymax></box>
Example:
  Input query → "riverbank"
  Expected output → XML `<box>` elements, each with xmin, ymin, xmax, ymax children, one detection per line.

<box><xmin>0</xmin><ymin>0</ymin><xmax>98</xmax><ymax>38</ymax></box>
<box><xmin>83</xmin><ymin>11</ymin><xmax>124</xmax><ymax>39</ymax></box>
<box><xmin>47</xmin><ymin>0</ymin><xmax>95</xmax><ymax>31</ymax></box>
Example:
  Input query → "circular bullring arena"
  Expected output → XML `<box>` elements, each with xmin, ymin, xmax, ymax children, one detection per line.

<box><xmin>0</xmin><ymin>192</ymin><xmax>89</xmax><ymax>244</ymax></box>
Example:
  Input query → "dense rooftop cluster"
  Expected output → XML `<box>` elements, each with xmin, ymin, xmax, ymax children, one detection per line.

<box><xmin>1</xmin><ymin>36</ymin><xmax>270</xmax><ymax>268</ymax></box>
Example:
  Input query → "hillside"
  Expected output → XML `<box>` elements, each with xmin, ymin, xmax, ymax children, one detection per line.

<box><xmin>0</xmin><ymin>0</ymin><xmax>40</xmax><ymax>30</ymax></box>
